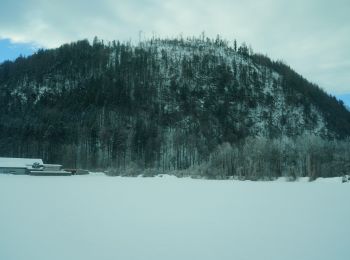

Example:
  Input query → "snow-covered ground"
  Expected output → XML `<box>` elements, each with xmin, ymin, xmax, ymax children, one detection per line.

<box><xmin>0</xmin><ymin>174</ymin><xmax>349</xmax><ymax>260</ymax></box>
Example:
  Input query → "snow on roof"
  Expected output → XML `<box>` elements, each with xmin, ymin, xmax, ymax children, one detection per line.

<box><xmin>0</xmin><ymin>157</ymin><xmax>44</xmax><ymax>169</ymax></box>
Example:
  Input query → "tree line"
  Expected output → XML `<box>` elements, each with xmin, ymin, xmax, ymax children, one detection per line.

<box><xmin>0</xmin><ymin>36</ymin><xmax>350</xmax><ymax>179</ymax></box>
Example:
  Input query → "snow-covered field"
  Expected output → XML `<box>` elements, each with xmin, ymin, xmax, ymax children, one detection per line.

<box><xmin>0</xmin><ymin>174</ymin><xmax>349</xmax><ymax>260</ymax></box>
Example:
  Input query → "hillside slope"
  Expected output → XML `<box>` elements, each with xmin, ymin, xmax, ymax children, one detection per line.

<box><xmin>0</xmin><ymin>37</ymin><xmax>349</xmax><ymax>175</ymax></box>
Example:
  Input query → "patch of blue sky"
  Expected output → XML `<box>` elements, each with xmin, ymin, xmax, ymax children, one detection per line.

<box><xmin>0</xmin><ymin>38</ymin><xmax>37</xmax><ymax>63</ymax></box>
<box><xmin>335</xmin><ymin>94</ymin><xmax>350</xmax><ymax>108</ymax></box>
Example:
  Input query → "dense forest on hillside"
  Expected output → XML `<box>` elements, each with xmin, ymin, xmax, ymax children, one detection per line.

<box><xmin>1</xmin><ymin>36</ymin><xmax>350</xmax><ymax>179</ymax></box>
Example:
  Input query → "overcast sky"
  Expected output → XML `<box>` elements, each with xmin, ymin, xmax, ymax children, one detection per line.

<box><xmin>0</xmin><ymin>0</ymin><xmax>349</xmax><ymax>95</ymax></box>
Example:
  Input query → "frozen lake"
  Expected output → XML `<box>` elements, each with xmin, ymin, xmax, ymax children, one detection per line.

<box><xmin>0</xmin><ymin>174</ymin><xmax>349</xmax><ymax>260</ymax></box>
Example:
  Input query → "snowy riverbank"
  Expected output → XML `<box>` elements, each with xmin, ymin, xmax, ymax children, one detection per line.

<box><xmin>0</xmin><ymin>174</ymin><xmax>349</xmax><ymax>260</ymax></box>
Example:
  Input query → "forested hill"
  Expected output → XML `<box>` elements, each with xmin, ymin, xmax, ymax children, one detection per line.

<box><xmin>1</xmin><ymin>37</ymin><xmax>350</xmax><ymax>177</ymax></box>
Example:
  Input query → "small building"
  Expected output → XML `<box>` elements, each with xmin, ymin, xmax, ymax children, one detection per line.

<box><xmin>30</xmin><ymin>170</ymin><xmax>72</xmax><ymax>176</ymax></box>
<box><xmin>0</xmin><ymin>157</ymin><xmax>44</xmax><ymax>175</ymax></box>
<box><xmin>0</xmin><ymin>166</ymin><xmax>29</xmax><ymax>175</ymax></box>
<box><xmin>0</xmin><ymin>157</ymin><xmax>88</xmax><ymax>176</ymax></box>
<box><xmin>43</xmin><ymin>164</ymin><xmax>63</xmax><ymax>171</ymax></box>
